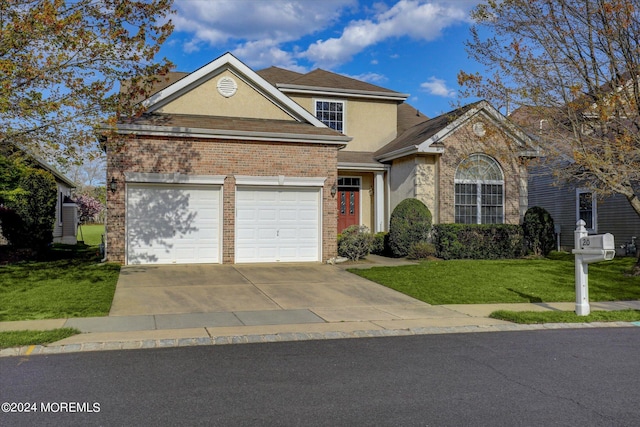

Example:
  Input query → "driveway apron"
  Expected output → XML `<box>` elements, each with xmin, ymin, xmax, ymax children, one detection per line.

<box><xmin>109</xmin><ymin>263</ymin><xmax>430</xmax><ymax>324</ymax></box>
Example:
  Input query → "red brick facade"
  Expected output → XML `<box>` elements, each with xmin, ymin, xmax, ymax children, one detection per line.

<box><xmin>106</xmin><ymin>135</ymin><xmax>338</xmax><ymax>264</ymax></box>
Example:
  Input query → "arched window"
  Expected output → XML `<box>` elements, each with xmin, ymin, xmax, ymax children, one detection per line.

<box><xmin>455</xmin><ymin>154</ymin><xmax>504</xmax><ymax>224</ymax></box>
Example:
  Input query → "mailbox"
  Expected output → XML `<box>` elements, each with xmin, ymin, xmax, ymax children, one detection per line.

<box><xmin>572</xmin><ymin>221</ymin><xmax>616</xmax><ymax>315</ymax></box>
<box><xmin>573</xmin><ymin>233</ymin><xmax>615</xmax><ymax>263</ymax></box>
<box><xmin>579</xmin><ymin>233</ymin><xmax>614</xmax><ymax>250</ymax></box>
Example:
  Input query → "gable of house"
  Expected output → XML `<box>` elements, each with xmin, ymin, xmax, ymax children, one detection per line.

<box><xmin>377</xmin><ymin>101</ymin><xmax>537</xmax><ymax>225</ymax></box>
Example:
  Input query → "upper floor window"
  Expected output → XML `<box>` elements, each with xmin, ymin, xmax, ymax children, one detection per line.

<box><xmin>315</xmin><ymin>100</ymin><xmax>344</xmax><ymax>133</ymax></box>
<box><xmin>577</xmin><ymin>189</ymin><xmax>597</xmax><ymax>232</ymax></box>
<box><xmin>455</xmin><ymin>154</ymin><xmax>504</xmax><ymax>224</ymax></box>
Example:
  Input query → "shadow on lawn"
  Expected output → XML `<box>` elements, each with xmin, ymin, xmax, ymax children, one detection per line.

<box><xmin>507</xmin><ymin>288</ymin><xmax>543</xmax><ymax>303</ymax></box>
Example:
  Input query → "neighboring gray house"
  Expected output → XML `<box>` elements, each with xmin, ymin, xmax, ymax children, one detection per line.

<box><xmin>511</xmin><ymin>105</ymin><xmax>640</xmax><ymax>253</ymax></box>
<box><xmin>527</xmin><ymin>157</ymin><xmax>640</xmax><ymax>253</ymax></box>
<box><xmin>43</xmin><ymin>160</ymin><xmax>78</xmax><ymax>245</ymax></box>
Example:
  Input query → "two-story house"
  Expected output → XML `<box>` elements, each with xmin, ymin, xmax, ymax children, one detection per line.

<box><xmin>105</xmin><ymin>52</ymin><xmax>536</xmax><ymax>265</ymax></box>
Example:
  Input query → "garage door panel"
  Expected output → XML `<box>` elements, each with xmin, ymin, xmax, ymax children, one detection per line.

<box><xmin>127</xmin><ymin>184</ymin><xmax>221</xmax><ymax>265</ymax></box>
<box><xmin>236</xmin><ymin>187</ymin><xmax>321</xmax><ymax>263</ymax></box>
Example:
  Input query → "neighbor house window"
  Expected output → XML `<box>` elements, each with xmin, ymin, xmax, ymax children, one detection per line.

<box><xmin>455</xmin><ymin>154</ymin><xmax>504</xmax><ymax>224</ymax></box>
<box><xmin>315</xmin><ymin>100</ymin><xmax>344</xmax><ymax>133</ymax></box>
<box><xmin>577</xmin><ymin>189</ymin><xmax>597</xmax><ymax>232</ymax></box>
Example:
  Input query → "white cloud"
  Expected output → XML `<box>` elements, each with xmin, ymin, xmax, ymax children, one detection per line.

<box><xmin>173</xmin><ymin>0</ymin><xmax>356</xmax><ymax>59</ymax></box>
<box><xmin>232</xmin><ymin>40</ymin><xmax>306</xmax><ymax>72</ymax></box>
<box><xmin>420</xmin><ymin>76</ymin><xmax>456</xmax><ymax>98</ymax></box>
<box><xmin>301</xmin><ymin>0</ymin><xmax>468</xmax><ymax>68</ymax></box>
<box><xmin>171</xmin><ymin>0</ymin><xmax>476</xmax><ymax>70</ymax></box>
<box><xmin>344</xmin><ymin>72</ymin><xmax>388</xmax><ymax>84</ymax></box>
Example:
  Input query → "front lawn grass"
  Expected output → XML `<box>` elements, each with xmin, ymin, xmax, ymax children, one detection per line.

<box><xmin>350</xmin><ymin>252</ymin><xmax>640</xmax><ymax>305</ymax></box>
<box><xmin>76</xmin><ymin>224</ymin><xmax>104</xmax><ymax>246</ymax></box>
<box><xmin>0</xmin><ymin>245</ymin><xmax>119</xmax><ymax>321</ymax></box>
<box><xmin>0</xmin><ymin>328</ymin><xmax>80</xmax><ymax>349</ymax></box>
<box><xmin>490</xmin><ymin>309</ymin><xmax>640</xmax><ymax>324</ymax></box>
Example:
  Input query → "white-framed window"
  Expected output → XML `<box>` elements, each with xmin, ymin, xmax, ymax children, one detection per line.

<box><xmin>576</xmin><ymin>189</ymin><xmax>597</xmax><ymax>232</ymax></box>
<box><xmin>315</xmin><ymin>99</ymin><xmax>345</xmax><ymax>133</ymax></box>
<box><xmin>454</xmin><ymin>154</ymin><xmax>504</xmax><ymax>224</ymax></box>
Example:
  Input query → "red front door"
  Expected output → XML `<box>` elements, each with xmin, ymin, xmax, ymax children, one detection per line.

<box><xmin>337</xmin><ymin>189</ymin><xmax>359</xmax><ymax>232</ymax></box>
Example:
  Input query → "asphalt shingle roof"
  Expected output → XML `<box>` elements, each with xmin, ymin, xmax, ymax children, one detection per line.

<box><xmin>337</xmin><ymin>151</ymin><xmax>381</xmax><ymax>165</ymax></box>
<box><xmin>122</xmin><ymin>113</ymin><xmax>344</xmax><ymax>138</ymax></box>
<box><xmin>375</xmin><ymin>103</ymin><xmax>479</xmax><ymax>157</ymax></box>
<box><xmin>256</xmin><ymin>67</ymin><xmax>304</xmax><ymax>86</ymax></box>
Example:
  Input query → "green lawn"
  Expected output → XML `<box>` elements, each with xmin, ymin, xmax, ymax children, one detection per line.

<box><xmin>490</xmin><ymin>309</ymin><xmax>640</xmax><ymax>324</ymax></box>
<box><xmin>76</xmin><ymin>224</ymin><xmax>104</xmax><ymax>246</ymax></box>
<box><xmin>0</xmin><ymin>328</ymin><xmax>80</xmax><ymax>349</ymax></box>
<box><xmin>0</xmin><ymin>243</ymin><xmax>119</xmax><ymax>321</ymax></box>
<box><xmin>350</xmin><ymin>252</ymin><xmax>640</xmax><ymax>305</ymax></box>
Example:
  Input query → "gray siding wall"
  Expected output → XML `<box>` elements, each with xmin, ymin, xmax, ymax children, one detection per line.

<box><xmin>528</xmin><ymin>163</ymin><xmax>640</xmax><ymax>251</ymax></box>
<box><xmin>598</xmin><ymin>194</ymin><xmax>640</xmax><ymax>249</ymax></box>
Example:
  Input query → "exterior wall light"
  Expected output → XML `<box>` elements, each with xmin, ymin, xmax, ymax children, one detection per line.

<box><xmin>109</xmin><ymin>176</ymin><xmax>118</xmax><ymax>193</ymax></box>
<box><xmin>330</xmin><ymin>183</ymin><xmax>337</xmax><ymax>197</ymax></box>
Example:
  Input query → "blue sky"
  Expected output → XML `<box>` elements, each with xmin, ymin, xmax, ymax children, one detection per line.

<box><xmin>159</xmin><ymin>0</ymin><xmax>483</xmax><ymax>118</ymax></box>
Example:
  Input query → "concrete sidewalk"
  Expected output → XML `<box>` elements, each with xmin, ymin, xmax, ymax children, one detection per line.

<box><xmin>2</xmin><ymin>300</ymin><xmax>639</xmax><ymax>357</ymax></box>
<box><xmin>2</xmin><ymin>255</ymin><xmax>639</xmax><ymax>357</ymax></box>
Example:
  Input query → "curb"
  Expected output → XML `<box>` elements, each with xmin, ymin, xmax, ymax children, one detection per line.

<box><xmin>1</xmin><ymin>321</ymin><xmax>636</xmax><ymax>358</ymax></box>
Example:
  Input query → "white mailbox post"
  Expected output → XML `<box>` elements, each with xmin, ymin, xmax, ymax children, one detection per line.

<box><xmin>571</xmin><ymin>220</ymin><xmax>615</xmax><ymax>315</ymax></box>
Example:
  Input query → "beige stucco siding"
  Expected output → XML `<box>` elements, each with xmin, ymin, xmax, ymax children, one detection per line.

<box><xmin>158</xmin><ymin>70</ymin><xmax>293</xmax><ymax>121</ymax></box>
<box><xmin>289</xmin><ymin>95</ymin><xmax>397</xmax><ymax>152</ymax></box>
<box><xmin>389</xmin><ymin>156</ymin><xmax>417</xmax><ymax>213</ymax></box>
<box><xmin>388</xmin><ymin>156</ymin><xmax>439</xmax><ymax>223</ymax></box>
<box><xmin>346</xmin><ymin>99</ymin><xmax>397</xmax><ymax>151</ymax></box>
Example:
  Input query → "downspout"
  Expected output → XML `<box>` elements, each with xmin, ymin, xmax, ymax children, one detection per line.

<box><xmin>99</xmin><ymin>134</ymin><xmax>108</xmax><ymax>263</ymax></box>
<box><xmin>100</xmin><ymin>223</ymin><xmax>108</xmax><ymax>263</ymax></box>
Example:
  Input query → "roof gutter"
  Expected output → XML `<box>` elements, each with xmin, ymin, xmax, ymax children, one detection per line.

<box><xmin>375</xmin><ymin>145</ymin><xmax>444</xmax><ymax>163</ymax></box>
<box><xmin>113</xmin><ymin>123</ymin><xmax>352</xmax><ymax>145</ymax></box>
<box><xmin>277</xmin><ymin>84</ymin><xmax>409</xmax><ymax>102</ymax></box>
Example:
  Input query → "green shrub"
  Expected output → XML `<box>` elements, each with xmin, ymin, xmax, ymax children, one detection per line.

<box><xmin>371</xmin><ymin>232</ymin><xmax>388</xmax><ymax>255</ymax></box>
<box><xmin>0</xmin><ymin>206</ymin><xmax>25</xmax><ymax>245</ymax></box>
<box><xmin>338</xmin><ymin>225</ymin><xmax>374</xmax><ymax>261</ymax></box>
<box><xmin>407</xmin><ymin>241</ymin><xmax>436</xmax><ymax>260</ymax></box>
<box><xmin>433</xmin><ymin>224</ymin><xmax>524</xmax><ymax>260</ymax></box>
<box><xmin>523</xmin><ymin>206</ymin><xmax>556</xmax><ymax>256</ymax></box>
<box><xmin>388</xmin><ymin>198</ymin><xmax>432</xmax><ymax>257</ymax></box>
<box><xmin>2</xmin><ymin>167</ymin><xmax>57</xmax><ymax>251</ymax></box>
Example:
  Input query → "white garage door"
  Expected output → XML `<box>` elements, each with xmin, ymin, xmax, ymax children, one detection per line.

<box><xmin>236</xmin><ymin>188</ymin><xmax>321</xmax><ymax>263</ymax></box>
<box><xmin>126</xmin><ymin>184</ymin><xmax>221</xmax><ymax>264</ymax></box>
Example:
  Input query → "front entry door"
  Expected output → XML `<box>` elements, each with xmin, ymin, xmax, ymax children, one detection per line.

<box><xmin>337</xmin><ymin>188</ymin><xmax>359</xmax><ymax>232</ymax></box>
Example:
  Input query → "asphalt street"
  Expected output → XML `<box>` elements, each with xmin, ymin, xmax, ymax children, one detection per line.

<box><xmin>1</xmin><ymin>328</ymin><xmax>639</xmax><ymax>426</ymax></box>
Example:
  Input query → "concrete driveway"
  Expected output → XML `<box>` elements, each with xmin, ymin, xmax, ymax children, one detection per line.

<box><xmin>109</xmin><ymin>263</ymin><xmax>436</xmax><ymax>325</ymax></box>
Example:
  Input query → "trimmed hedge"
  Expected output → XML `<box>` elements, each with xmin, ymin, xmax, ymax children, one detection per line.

<box><xmin>523</xmin><ymin>206</ymin><xmax>555</xmax><ymax>256</ymax></box>
<box><xmin>388</xmin><ymin>198</ymin><xmax>432</xmax><ymax>257</ymax></box>
<box><xmin>371</xmin><ymin>232</ymin><xmax>389</xmax><ymax>255</ymax></box>
<box><xmin>433</xmin><ymin>224</ymin><xmax>524</xmax><ymax>260</ymax></box>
